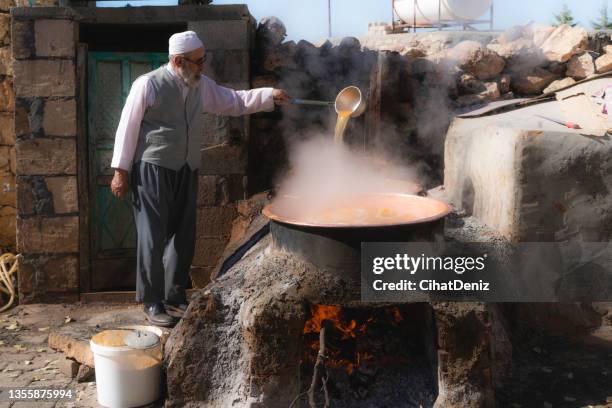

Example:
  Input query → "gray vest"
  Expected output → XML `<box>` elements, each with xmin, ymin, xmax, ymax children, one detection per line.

<box><xmin>133</xmin><ymin>65</ymin><xmax>203</xmax><ymax>171</ymax></box>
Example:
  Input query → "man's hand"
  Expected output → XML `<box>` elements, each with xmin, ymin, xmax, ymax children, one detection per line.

<box><xmin>272</xmin><ymin>89</ymin><xmax>292</xmax><ymax>106</ymax></box>
<box><xmin>111</xmin><ymin>169</ymin><xmax>130</xmax><ymax>199</ymax></box>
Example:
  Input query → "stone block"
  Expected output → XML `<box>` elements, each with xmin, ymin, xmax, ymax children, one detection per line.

<box><xmin>9</xmin><ymin>141</ymin><xmax>14</xmax><ymax>173</ymax></box>
<box><xmin>0</xmin><ymin>144</ymin><xmax>9</xmax><ymax>171</ymax></box>
<box><xmin>190</xmin><ymin>266</ymin><xmax>214</xmax><ymax>288</ymax></box>
<box><xmin>0</xmin><ymin>174</ymin><xmax>15</xmax><ymax>206</ymax></box>
<box><xmin>201</xmin><ymin>113</ymin><xmax>248</xmax><ymax>148</ymax></box>
<box><xmin>15</xmin><ymin>97</ymin><xmax>43</xmax><ymax>137</ymax></box>
<box><xmin>0</xmin><ymin>13</ymin><xmax>9</xmax><ymax>46</ymax></box>
<box><xmin>200</xmin><ymin>144</ymin><xmax>247</xmax><ymax>175</ymax></box>
<box><xmin>205</xmin><ymin>50</ymin><xmax>249</xmax><ymax>83</ymax></box>
<box><xmin>0</xmin><ymin>0</ymin><xmax>15</xmax><ymax>11</ymax></box>
<box><xmin>0</xmin><ymin>76</ymin><xmax>14</xmax><ymax>112</ymax></box>
<box><xmin>58</xmin><ymin>357</ymin><xmax>79</xmax><ymax>378</ymax></box>
<box><xmin>444</xmin><ymin>113</ymin><xmax>612</xmax><ymax>242</ymax></box>
<box><xmin>48</xmin><ymin>331</ymin><xmax>93</xmax><ymax>367</ymax></box>
<box><xmin>76</xmin><ymin>364</ymin><xmax>94</xmax><ymax>382</ymax></box>
<box><xmin>197</xmin><ymin>205</ymin><xmax>237</xmax><ymax>238</ymax></box>
<box><xmin>0</xmin><ymin>204</ymin><xmax>15</xmax><ymax>249</ymax></box>
<box><xmin>189</xmin><ymin>20</ymin><xmax>250</xmax><ymax>51</ymax></box>
<box><xmin>0</xmin><ymin>45</ymin><xmax>12</xmax><ymax>76</ymax></box>
<box><xmin>16</xmin><ymin>138</ymin><xmax>76</xmax><ymax>175</ymax></box>
<box><xmin>43</xmin><ymin>99</ymin><xmax>76</xmax><ymax>136</ymax></box>
<box><xmin>34</xmin><ymin>19</ymin><xmax>74</xmax><ymax>58</ymax></box>
<box><xmin>45</xmin><ymin>254</ymin><xmax>78</xmax><ymax>289</ymax></box>
<box><xmin>16</xmin><ymin>216</ymin><xmax>78</xmax><ymax>253</ymax></box>
<box><xmin>197</xmin><ymin>175</ymin><xmax>217</xmax><ymax>207</ymax></box>
<box><xmin>11</xmin><ymin>19</ymin><xmax>34</xmax><ymax>60</ymax></box>
<box><xmin>18</xmin><ymin>175</ymin><xmax>78</xmax><ymax>215</ymax></box>
<box><xmin>0</xmin><ymin>112</ymin><xmax>14</xmax><ymax>145</ymax></box>
<box><xmin>197</xmin><ymin>174</ymin><xmax>246</xmax><ymax>207</ymax></box>
<box><xmin>192</xmin><ymin>236</ymin><xmax>228</xmax><ymax>267</ymax></box>
<box><xmin>13</xmin><ymin>60</ymin><xmax>75</xmax><ymax>97</ymax></box>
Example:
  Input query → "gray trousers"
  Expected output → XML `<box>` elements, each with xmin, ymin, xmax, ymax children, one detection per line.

<box><xmin>130</xmin><ymin>161</ymin><xmax>198</xmax><ymax>304</ymax></box>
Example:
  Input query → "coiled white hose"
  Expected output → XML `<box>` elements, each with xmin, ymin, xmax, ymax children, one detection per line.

<box><xmin>0</xmin><ymin>253</ymin><xmax>20</xmax><ymax>313</ymax></box>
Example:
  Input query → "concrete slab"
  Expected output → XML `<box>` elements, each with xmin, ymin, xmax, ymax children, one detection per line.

<box><xmin>443</xmin><ymin>79</ymin><xmax>612</xmax><ymax>241</ymax></box>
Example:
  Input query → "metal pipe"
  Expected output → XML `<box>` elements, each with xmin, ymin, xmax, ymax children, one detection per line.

<box><xmin>291</xmin><ymin>98</ymin><xmax>334</xmax><ymax>107</ymax></box>
<box><xmin>328</xmin><ymin>0</ymin><xmax>332</xmax><ymax>37</ymax></box>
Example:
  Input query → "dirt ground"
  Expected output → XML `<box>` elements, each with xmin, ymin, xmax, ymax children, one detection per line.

<box><xmin>0</xmin><ymin>303</ymin><xmax>164</xmax><ymax>408</ymax></box>
<box><xmin>1</xmin><ymin>303</ymin><xmax>611</xmax><ymax>408</ymax></box>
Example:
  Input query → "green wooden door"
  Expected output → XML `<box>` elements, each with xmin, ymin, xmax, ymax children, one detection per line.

<box><xmin>88</xmin><ymin>52</ymin><xmax>167</xmax><ymax>291</ymax></box>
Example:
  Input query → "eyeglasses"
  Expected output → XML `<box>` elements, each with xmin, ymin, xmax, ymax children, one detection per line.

<box><xmin>182</xmin><ymin>55</ymin><xmax>207</xmax><ymax>67</ymax></box>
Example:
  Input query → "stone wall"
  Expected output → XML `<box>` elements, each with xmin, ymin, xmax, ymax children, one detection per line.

<box><xmin>0</xmin><ymin>0</ymin><xmax>59</xmax><ymax>254</ymax></box>
<box><xmin>189</xmin><ymin>16</ymin><xmax>255</xmax><ymax>287</ymax></box>
<box><xmin>11</xmin><ymin>9</ymin><xmax>78</xmax><ymax>302</ymax></box>
<box><xmin>0</xmin><ymin>0</ymin><xmax>15</xmax><ymax>252</ymax></box>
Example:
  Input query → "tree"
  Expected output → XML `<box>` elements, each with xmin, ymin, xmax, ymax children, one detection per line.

<box><xmin>592</xmin><ymin>1</ymin><xmax>612</xmax><ymax>29</ymax></box>
<box><xmin>553</xmin><ymin>4</ymin><xmax>578</xmax><ymax>27</ymax></box>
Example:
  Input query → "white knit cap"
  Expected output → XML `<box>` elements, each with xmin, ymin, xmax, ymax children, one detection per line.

<box><xmin>168</xmin><ymin>31</ymin><xmax>204</xmax><ymax>55</ymax></box>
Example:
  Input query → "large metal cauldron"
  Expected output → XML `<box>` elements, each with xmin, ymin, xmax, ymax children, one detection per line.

<box><xmin>263</xmin><ymin>193</ymin><xmax>451</xmax><ymax>276</ymax></box>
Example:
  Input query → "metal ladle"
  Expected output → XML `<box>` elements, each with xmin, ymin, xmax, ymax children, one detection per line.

<box><xmin>290</xmin><ymin>86</ymin><xmax>366</xmax><ymax>118</ymax></box>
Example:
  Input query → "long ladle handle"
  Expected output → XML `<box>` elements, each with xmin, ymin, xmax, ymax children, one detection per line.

<box><xmin>291</xmin><ymin>98</ymin><xmax>335</xmax><ymax>107</ymax></box>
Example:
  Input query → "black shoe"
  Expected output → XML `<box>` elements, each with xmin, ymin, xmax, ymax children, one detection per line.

<box><xmin>143</xmin><ymin>302</ymin><xmax>179</xmax><ymax>327</ymax></box>
<box><xmin>163</xmin><ymin>301</ymin><xmax>189</xmax><ymax>318</ymax></box>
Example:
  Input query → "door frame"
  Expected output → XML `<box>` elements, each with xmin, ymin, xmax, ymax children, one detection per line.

<box><xmin>79</xmin><ymin>50</ymin><xmax>167</xmax><ymax>294</ymax></box>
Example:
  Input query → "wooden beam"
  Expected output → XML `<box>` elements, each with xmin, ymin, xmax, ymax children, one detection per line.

<box><xmin>80</xmin><ymin>289</ymin><xmax>199</xmax><ymax>304</ymax></box>
<box><xmin>76</xmin><ymin>42</ymin><xmax>91</xmax><ymax>296</ymax></box>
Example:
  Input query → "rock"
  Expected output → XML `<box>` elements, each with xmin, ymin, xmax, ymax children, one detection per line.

<box><xmin>448</xmin><ymin>40</ymin><xmax>505</xmax><ymax>80</ymax></box>
<box><xmin>338</xmin><ymin>36</ymin><xmax>361</xmax><ymax>53</ymax></box>
<box><xmin>547</xmin><ymin>61</ymin><xmax>567</xmax><ymax>76</ymax></box>
<box><xmin>566</xmin><ymin>52</ymin><xmax>595</xmax><ymax>79</ymax></box>
<box><xmin>256</xmin><ymin>16</ymin><xmax>286</xmax><ymax>46</ymax></box>
<box><xmin>260</xmin><ymin>48</ymin><xmax>286</xmax><ymax>72</ymax></box>
<box><xmin>378</xmin><ymin>43</ymin><xmax>404</xmax><ymax>54</ymax></box>
<box><xmin>512</xmin><ymin>67</ymin><xmax>558</xmax><ymax>95</ymax></box>
<box><xmin>455</xmin><ymin>94</ymin><xmax>486</xmax><ymax>108</ymax></box>
<box><xmin>48</xmin><ymin>330</ymin><xmax>94</xmax><ymax>367</ymax></box>
<box><xmin>58</xmin><ymin>357</ymin><xmax>79</xmax><ymax>378</ymax></box>
<box><xmin>543</xmin><ymin>77</ymin><xmax>576</xmax><ymax>94</ymax></box>
<box><xmin>251</xmin><ymin>75</ymin><xmax>277</xmax><ymax>88</ymax></box>
<box><xmin>76</xmin><ymin>363</ymin><xmax>95</xmax><ymax>383</ymax></box>
<box><xmin>481</xmin><ymin>81</ymin><xmax>501</xmax><ymax>101</ymax></box>
<box><xmin>532</xmin><ymin>24</ymin><xmax>555</xmax><ymax>47</ymax></box>
<box><xmin>605</xmin><ymin>45</ymin><xmax>612</xmax><ymax>55</ymax></box>
<box><xmin>595</xmin><ymin>53</ymin><xmax>612</xmax><ymax>74</ymax></box>
<box><xmin>499</xmin><ymin>74</ymin><xmax>512</xmax><ymax>94</ymax></box>
<box><xmin>400</xmin><ymin>47</ymin><xmax>426</xmax><ymax>58</ymax></box>
<box><xmin>539</xmin><ymin>24</ymin><xmax>588</xmax><ymax>63</ymax></box>
<box><xmin>488</xmin><ymin>39</ymin><xmax>545</xmax><ymax>72</ymax></box>
<box><xmin>457</xmin><ymin>73</ymin><xmax>485</xmax><ymax>95</ymax></box>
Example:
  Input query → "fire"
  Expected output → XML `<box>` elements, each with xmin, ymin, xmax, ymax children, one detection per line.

<box><xmin>303</xmin><ymin>305</ymin><xmax>372</xmax><ymax>339</ymax></box>
<box><xmin>303</xmin><ymin>305</ymin><xmax>388</xmax><ymax>375</ymax></box>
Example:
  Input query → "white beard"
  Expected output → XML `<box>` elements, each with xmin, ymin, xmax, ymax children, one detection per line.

<box><xmin>177</xmin><ymin>66</ymin><xmax>201</xmax><ymax>88</ymax></box>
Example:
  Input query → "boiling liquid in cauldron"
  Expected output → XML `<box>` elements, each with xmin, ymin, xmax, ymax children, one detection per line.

<box><xmin>270</xmin><ymin>194</ymin><xmax>445</xmax><ymax>226</ymax></box>
<box><xmin>334</xmin><ymin>110</ymin><xmax>352</xmax><ymax>144</ymax></box>
<box><xmin>309</xmin><ymin>205</ymin><xmax>410</xmax><ymax>225</ymax></box>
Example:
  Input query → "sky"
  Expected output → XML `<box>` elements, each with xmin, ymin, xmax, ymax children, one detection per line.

<box><xmin>95</xmin><ymin>0</ymin><xmax>609</xmax><ymax>42</ymax></box>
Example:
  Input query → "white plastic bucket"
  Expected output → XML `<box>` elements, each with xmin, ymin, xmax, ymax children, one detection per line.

<box><xmin>90</xmin><ymin>329</ymin><xmax>162</xmax><ymax>408</ymax></box>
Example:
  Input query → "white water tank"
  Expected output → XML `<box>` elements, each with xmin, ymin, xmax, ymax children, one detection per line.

<box><xmin>394</xmin><ymin>0</ymin><xmax>493</xmax><ymax>25</ymax></box>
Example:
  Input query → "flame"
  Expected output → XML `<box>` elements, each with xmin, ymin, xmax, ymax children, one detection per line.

<box><xmin>303</xmin><ymin>305</ymin><xmax>385</xmax><ymax>375</ymax></box>
<box><xmin>392</xmin><ymin>306</ymin><xmax>403</xmax><ymax>324</ymax></box>
<box><xmin>304</xmin><ymin>305</ymin><xmax>377</xmax><ymax>339</ymax></box>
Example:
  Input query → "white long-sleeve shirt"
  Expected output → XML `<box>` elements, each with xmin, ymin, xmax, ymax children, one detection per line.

<box><xmin>111</xmin><ymin>64</ymin><xmax>275</xmax><ymax>171</ymax></box>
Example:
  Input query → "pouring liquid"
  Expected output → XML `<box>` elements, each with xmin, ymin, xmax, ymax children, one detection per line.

<box><xmin>334</xmin><ymin>110</ymin><xmax>352</xmax><ymax>144</ymax></box>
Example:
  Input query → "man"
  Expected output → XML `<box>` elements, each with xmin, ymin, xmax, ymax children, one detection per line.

<box><xmin>110</xmin><ymin>31</ymin><xmax>291</xmax><ymax>327</ymax></box>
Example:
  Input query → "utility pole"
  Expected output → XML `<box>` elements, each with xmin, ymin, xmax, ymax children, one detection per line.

<box><xmin>328</xmin><ymin>0</ymin><xmax>332</xmax><ymax>37</ymax></box>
